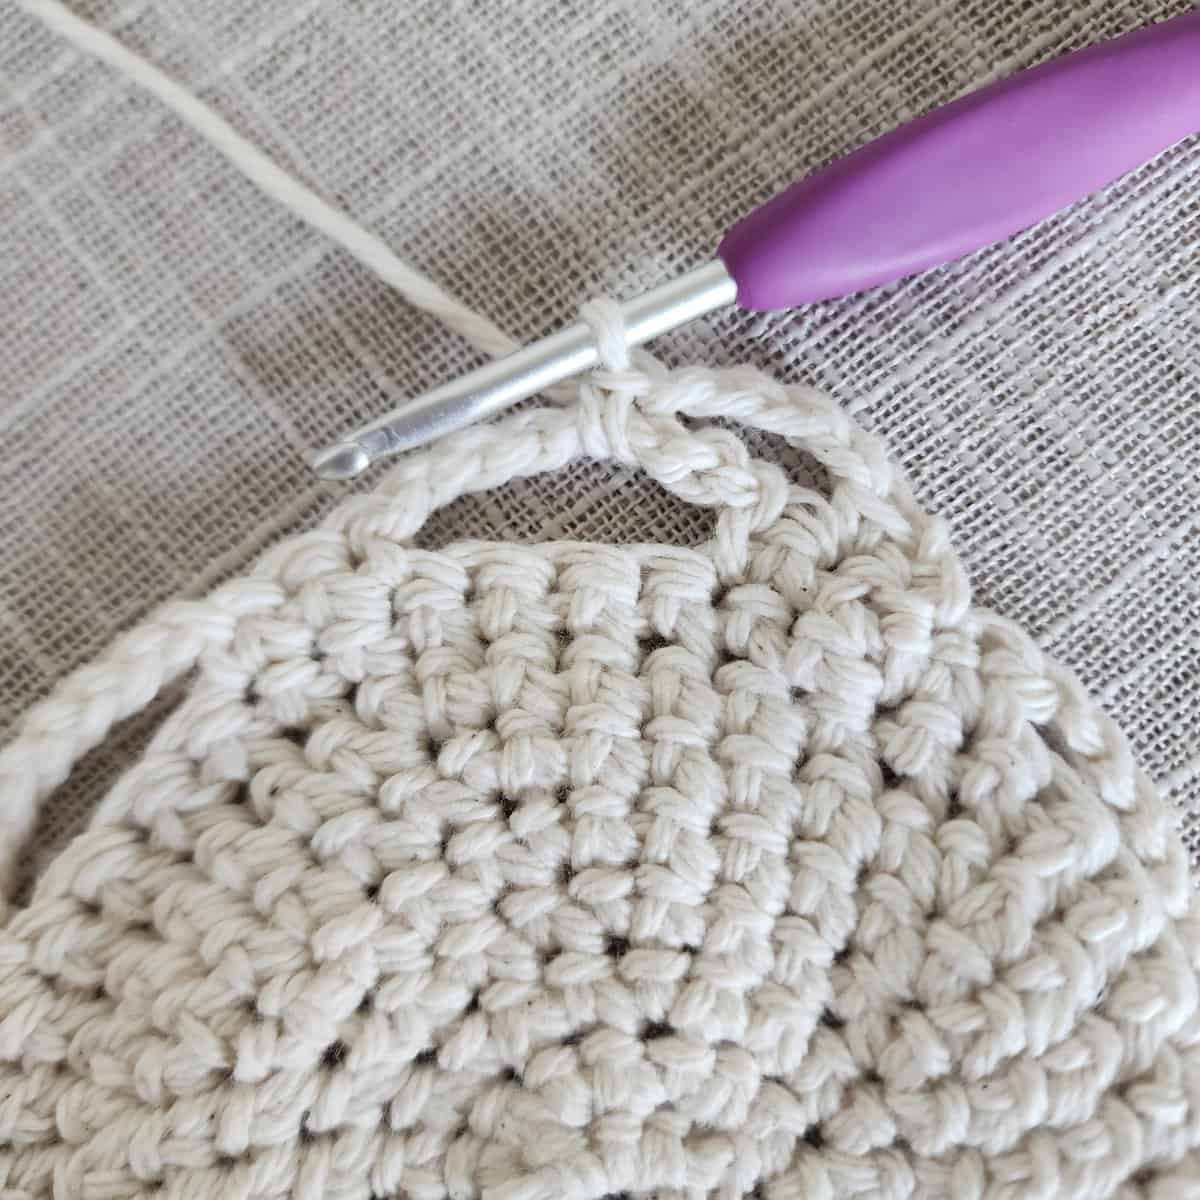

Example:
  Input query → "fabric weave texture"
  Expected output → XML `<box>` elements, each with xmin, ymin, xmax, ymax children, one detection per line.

<box><xmin>2</xmin><ymin>5</ymin><xmax>1200</xmax><ymax>1196</ymax></box>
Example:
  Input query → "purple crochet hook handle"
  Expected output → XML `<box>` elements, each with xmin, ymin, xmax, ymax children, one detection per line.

<box><xmin>316</xmin><ymin>10</ymin><xmax>1200</xmax><ymax>478</ymax></box>
<box><xmin>719</xmin><ymin>8</ymin><xmax>1200</xmax><ymax>310</ymax></box>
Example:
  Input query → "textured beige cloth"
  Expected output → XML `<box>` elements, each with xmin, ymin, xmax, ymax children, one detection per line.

<box><xmin>0</xmin><ymin>0</ymin><xmax>1197</xmax><ymax>898</ymax></box>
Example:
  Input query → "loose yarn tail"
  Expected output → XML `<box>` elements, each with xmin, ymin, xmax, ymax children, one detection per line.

<box><xmin>0</xmin><ymin>585</ymin><xmax>285</xmax><ymax>915</ymax></box>
<box><xmin>1</xmin><ymin>0</ymin><xmax>546</xmax><ymax>913</ymax></box>
<box><xmin>14</xmin><ymin>0</ymin><xmax>519</xmax><ymax>363</ymax></box>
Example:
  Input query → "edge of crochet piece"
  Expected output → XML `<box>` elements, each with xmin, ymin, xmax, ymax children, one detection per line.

<box><xmin>4</xmin><ymin>8</ymin><xmax>1198</xmax><ymax>1198</ymax></box>
<box><xmin>1</xmin><ymin>314</ymin><xmax>1197</xmax><ymax>1200</ymax></box>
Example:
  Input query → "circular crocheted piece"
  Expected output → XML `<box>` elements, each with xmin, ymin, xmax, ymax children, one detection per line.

<box><xmin>2</xmin><ymin>329</ymin><xmax>1198</xmax><ymax>1200</ymax></box>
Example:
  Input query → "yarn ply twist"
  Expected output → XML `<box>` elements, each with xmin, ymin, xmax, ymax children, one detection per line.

<box><xmin>1</xmin><ymin>303</ymin><xmax>1197</xmax><ymax>1200</ymax></box>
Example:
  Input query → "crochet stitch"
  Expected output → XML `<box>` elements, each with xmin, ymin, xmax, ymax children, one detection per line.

<box><xmin>1</xmin><ymin>306</ymin><xmax>1197</xmax><ymax>1200</ymax></box>
<box><xmin>4</xmin><ymin>6</ymin><xmax>1199</xmax><ymax>1198</ymax></box>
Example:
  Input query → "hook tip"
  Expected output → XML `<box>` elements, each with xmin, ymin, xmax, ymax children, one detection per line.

<box><xmin>311</xmin><ymin>442</ymin><xmax>370</xmax><ymax>481</ymax></box>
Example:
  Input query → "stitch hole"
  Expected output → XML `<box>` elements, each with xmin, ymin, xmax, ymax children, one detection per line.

<box><xmin>605</xmin><ymin>934</ymin><xmax>630</xmax><ymax>959</ymax></box>
<box><xmin>820</xmin><ymin>1007</ymin><xmax>845</xmax><ymax>1030</ymax></box>
<box><xmin>638</xmin><ymin>633</ymin><xmax>670</xmax><ymax>659</ymax></box>
<box><xmin>642</xmin><ymin>1020</ymin><xmax>673</xmax><ymax>1041</ymax></box>
<box><xmin>321</xmin><ymin>1040</ymin><xmax>347</xmax><ymax>1068</ymax></box>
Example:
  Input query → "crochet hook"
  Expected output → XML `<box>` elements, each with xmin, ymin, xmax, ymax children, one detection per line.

<box><xmin>312</xmin><ymin>9</ymin><xmax>1200</xmax><ymax>481</ymax></box>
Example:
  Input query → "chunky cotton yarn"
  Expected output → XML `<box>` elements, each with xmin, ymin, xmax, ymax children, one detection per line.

<box><xmin>1</xmin><ymin>304</ymin><xmax>1198</xmax><ymax>1200</ymax></box>
<box><xmin>3</xmin><ymin>5</ymin><xmax>1199</xmax><ymax>1198</ymax></box>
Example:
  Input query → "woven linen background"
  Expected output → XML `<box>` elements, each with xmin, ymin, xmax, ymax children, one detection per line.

<box><xmin>0</xmin><ymin>0</ymin><xmax>1197</xmax><ymax>899</ymax></box>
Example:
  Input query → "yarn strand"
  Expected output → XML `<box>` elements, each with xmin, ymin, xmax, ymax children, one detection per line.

<box><xmin>4</xmin><ymin>9</ymin><xmax>1199</xmax><ymax>1200</ymax></box>
<box><xmin>2</xmin><ymin>0</ymin><xmax>540</xmax><ymax>911</ymax></box>
<box><xmin>16</xmin><ymin>0</ymin><xmax>521</xmax><ymax>362</ymax></box>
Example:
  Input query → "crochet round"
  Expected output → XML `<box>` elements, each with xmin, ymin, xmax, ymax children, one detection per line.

<box><xmin>2</xmin><ymin>335</ymin><xmax>1198</xmax><ymax>1200</ymax></box>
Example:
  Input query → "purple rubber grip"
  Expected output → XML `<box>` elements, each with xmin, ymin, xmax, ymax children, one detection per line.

<box><xmin>718</xmin><ymin>10</ymin><xmax>1200</xmax><ymax>311</ymax></box>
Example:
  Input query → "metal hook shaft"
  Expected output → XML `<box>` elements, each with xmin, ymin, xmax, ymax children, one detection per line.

<box><xmin>311</xmin><ymin>260</ymin><xmax>737</xmax><ymax>480</ymax></box>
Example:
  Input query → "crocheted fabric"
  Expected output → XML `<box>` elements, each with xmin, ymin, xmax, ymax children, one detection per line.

<box><xmin>2</xmin><ymin>329</ymin><xmax>1198</xmax><ymax>1200</ymax></box>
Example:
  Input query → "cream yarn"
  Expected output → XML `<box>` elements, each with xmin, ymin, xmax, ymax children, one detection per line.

<box><xmin>2</xmin><ymin>306</ymin><xmax>1199</xmax><ymax>1200</ymax></box>
<box><xmin>4</xmin><ymin>4</ymin><xmax>1200</xmax><ymax>1199</ymax></box>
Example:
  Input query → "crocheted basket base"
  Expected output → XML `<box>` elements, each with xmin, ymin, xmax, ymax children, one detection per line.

<box><xmin>1</xmin><ymin>361</ymin><xmax>1197</xmax><ymax>1200</ymax></box>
